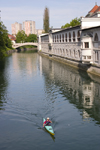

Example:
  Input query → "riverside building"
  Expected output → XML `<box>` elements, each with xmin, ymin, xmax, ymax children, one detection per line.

<box><xmin>38</xmin><ymin>4</ymin><xmax>100</xmax><ymax>76</ymax></box>
<box><xmin>23</xmin><ymin>20</ymin><xmax>36</xmax><ymax>36</ymax></box>
<box><xmin>11</xmin><ymin>22</ymin><xmax>22</xmax><ymax>35</ymax></box>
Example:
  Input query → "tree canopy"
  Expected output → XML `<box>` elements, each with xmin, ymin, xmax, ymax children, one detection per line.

<box><xmin>43</xmin><ymin>7</ymin><xmax>49</xmax><ymax>33</ymax></box>
<box><xmin>16</xmin><ymin>30</ymin><xmax>27</xmax><ymax>43</ymax></box>
<box><xmin>16</xmin><ymin>31</ymin><xmax>37</xmax><ymax>44</ymax></box>
<box><xmin>26</xmin><ymin>34</ymin><xmax>37</xmax><ymax>42</ymax></box>
<box><xmin>0</xmin><ymin>21</ymin><xmax>12</xmax><ymax>59</ymax></box>
<box><xmin>61</xmin><ymin>17</ymin><xmax>81</xmax><ymax>29</ymax></box>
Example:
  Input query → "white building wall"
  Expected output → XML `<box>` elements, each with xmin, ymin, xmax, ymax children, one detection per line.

<box><xmin>98</xmin><ymin>14</ymin><xmax>100</xmax><ymax>17</ymax></box>
<box><xmin>92</xmin><ymin>28</ymin><xmax>100</xmax><ymax>66</ymax></box>
<box><xmin>81</xmin><ymin>27</ymin><xmax>100</xmax><ymax>65</ymax></box>
<box><xmin>81</xmin><ymin>18</ymin><xmax>100</xmax><ymax>29</ymax></box>
<box><xmin>39</xmin><ymin>26</ymin><xmax>82</xmax><ymax>62</ymax></box>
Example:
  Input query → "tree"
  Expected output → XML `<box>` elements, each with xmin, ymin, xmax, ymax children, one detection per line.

<box><xmin>61</xmin><ymin>17</ymin><xmax>81</xmax><ymax>29</ymax></box>
<box><xmin>16</xmin><ymin>30</ymin><xmax>27</xmax><ymax>43</ymax></box>
<box><xmin>43</xmin><ymin>7</ymin><xmax>49</xmax><ymax>33</ymax></box>
<box><xmin>0</xmin><ymin>22</ymin><xmax>5</xmax><ymax>47</ymax></box>
<box><xmin>26</xmin><ymin>34</ymin><xmax>37</xmax><ymax>42</ymax></box>
<box><xmin>0</xmin><ymin>21</ymin><xmax>12</xmax><ymax>59</ymax></box>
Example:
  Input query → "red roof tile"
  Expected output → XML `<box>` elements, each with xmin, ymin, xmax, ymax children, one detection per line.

<box><xmin>8</xmin><ymin>34</ymin><xmax>16</xmax><ymax>41</ymax></box>
<box><xmin>89</xmin><ymin>5</ymin><xmax>99</xmax><ymax>13</ymax></box>
<box><xmin>94</xmin><ymin>6</ymin><xmax>100</xmax><ymax>13</ymax></box>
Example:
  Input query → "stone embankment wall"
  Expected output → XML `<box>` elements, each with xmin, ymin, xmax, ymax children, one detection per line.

<box><xmin>7</xmin><ymin>49</ymin><xmax>17</xmax><ymax>55</ymax></box>
<box><xmin>38</xmin><ymin>51</ymin><xmax>100</xmax><ymax>77</ymax></box>
<box><xmin>7</xmin><ymin>48</ymin><xmax>37</xmax><ymax>55</ymax></box>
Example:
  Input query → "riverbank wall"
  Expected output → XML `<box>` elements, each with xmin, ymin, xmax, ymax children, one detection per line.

<box><xmin>7</xmin><ymin>49</ymin><xmax>17</xmax><ymax>55</ymax></box>
<box><xmin>38</xmin><ymin>51</ymin><xmax>100</xmax><ymax>77</ymax></box>
<box><xmin>7</xmin><ymin>48</ymin><xmax>37</xmax><ymax>55</ymax></box>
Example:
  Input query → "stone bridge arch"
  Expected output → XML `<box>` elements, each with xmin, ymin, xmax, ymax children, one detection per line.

<box><xmin>12</xmin><ymin>42</ymin><xmax>38</xmax><ymax>49</ymax></box>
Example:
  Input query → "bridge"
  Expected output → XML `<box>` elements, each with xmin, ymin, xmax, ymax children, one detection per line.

<box><xmin>12</xmin><ymin>42</ymin><xmax>38</xmax><ymax>49</ymax></box>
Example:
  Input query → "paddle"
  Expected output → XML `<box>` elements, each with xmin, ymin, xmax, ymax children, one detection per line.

<box><xmin>43</xmin><ymin>118</ymin><xmax>52</xmax><ymax>127</ymax></box>
<box><xmin>43</xmin><ymin>121</ymin><xmax>50</xmax><ymax>127</ymax></box>
<box><xmin>46</xmin><ymin>120</ymin><xmax>52</xmax><ymax>125</ymax></box>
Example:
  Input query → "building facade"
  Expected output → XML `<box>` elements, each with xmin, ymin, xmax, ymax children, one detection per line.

<box><xmin>38</xmin><ymin>4</ymin><xmax>100</xmax><ymax>75</ymax></box>
<box><xmin>11</xmin><ymin>22</ymin><xmax>22</xmax><ymax>35</ymax></box>
<box><xmin>11</xmin><ymin>21</ymin><xmax>44</xmax><ymax>36</ymax></box>
<box><xmin>81</xmin><ymin>26</ymin><xmax>100</xmax><ymax>66</ymax></box>
<box><xmin>38</xmin><ymin>26</ymin><xmax>82</xmax><ymax>62</ymax></box>
<box><xmin>36</xmin><ymin>29</ymin><xmax>44</xmax><ymax>36</ymax></box>
<box><xmin>23</xmin><ymin>21</ymin><xmax>36</xmax><ymax>36</ymax></box>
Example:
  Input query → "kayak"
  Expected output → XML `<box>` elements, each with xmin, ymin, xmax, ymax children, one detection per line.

<box><xmin>43</xmin><ymin>118</ymin><xmax>55</xmax><ymax>135</ymax></box>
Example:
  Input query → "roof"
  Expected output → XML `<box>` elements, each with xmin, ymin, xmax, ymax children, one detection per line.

<box><xmin>94</xmin><ymin>6</ymin><xmax>100</xmax><ymax>13</ymax></box>
<box><xmin>52</xmin><ymin>25</ymin><xmax>81</xmax><ymax>34</ymax></box>
<box><xmin>8</xmin><ymin>34</ymin><xmax>16</xmax><ymax>41</ymax></box>
<box><xmin>39</xmin><ymin>33</ymin><xmax>49</xmax><ymax>37</ymax></box>
<box><xmin>89</xmin><ymin>5</ymin><xmax>99</xmax><ymax>13</ymax></box>
<box><xmin>86</xmin><ymin>5</ymin><xmax>100</xmax><ymax>17</ymax></box>
<box><xmin>82</xmin><ymin>25</ymin><xmax>100</xmax><ymax>31</ymax></box>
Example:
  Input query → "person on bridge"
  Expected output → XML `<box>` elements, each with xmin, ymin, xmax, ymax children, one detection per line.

<box><xmin>43</xmin><ymin>117</ymin><xmax>52</xmax><ymax>127</ymax></box>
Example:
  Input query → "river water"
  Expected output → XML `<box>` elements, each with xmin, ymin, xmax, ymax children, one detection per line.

<box><xmin>0</xmin><ymin>52</ymin><xmax>100</xmax><ymax>150</ymax></box>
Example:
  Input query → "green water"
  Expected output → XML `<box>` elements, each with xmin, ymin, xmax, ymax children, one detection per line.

<box><xmin>0</xmin><ymin>52</ymin><xmax>100</xmax><ymax>150</ymax></box>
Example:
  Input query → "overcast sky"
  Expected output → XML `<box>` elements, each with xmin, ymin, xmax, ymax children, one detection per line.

<box><xmin>0</xmin><ymin>0</ymin><xmax>99</xmax><ymax>34</ymax></box>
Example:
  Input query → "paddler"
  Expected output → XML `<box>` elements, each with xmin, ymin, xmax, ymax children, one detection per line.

<box><xmin>43</xmin><ymin>117</ymin><xmax>52</xmax><ymax>127</ymax></box>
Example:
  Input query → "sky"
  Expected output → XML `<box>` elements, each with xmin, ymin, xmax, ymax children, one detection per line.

<box><xmin>0</xmin><ymin>0</ymin><xmax>99</xmax><ymax>34</ymax></box>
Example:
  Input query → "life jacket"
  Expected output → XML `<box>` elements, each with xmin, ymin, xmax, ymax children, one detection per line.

<box><xmin>45</xmin><ymin>120</ymin><xmax>50</xmax><ymax>126</ymax></box>
<box><xmin>46</xmin><ymin>121</ymin><xmax>50</xmax><ymax>125</ymax></box>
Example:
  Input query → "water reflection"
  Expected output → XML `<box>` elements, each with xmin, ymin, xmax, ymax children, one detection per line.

<box><xmin>12</xmin><ymin>53</ymin><xmax>38</xmax><ymax>77</ymax></box>
<box><xmin>38</xmin><ymin>55</ymin><xmax>100</xmax><ymax>125</ymax></box>
<box><xmin>42</xmin><ymin>128</ymin><xmax>55</xmax><ymax>141</ymax></box>
<box><xmin>0</xmin><ymin>59</ymin><xmax>9</xmax><ymax>110</ymax></box>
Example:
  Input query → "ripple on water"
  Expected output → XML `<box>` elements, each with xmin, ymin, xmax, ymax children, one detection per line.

<box><xmin>0</xmin><ymin>53</ymin><xmax>100</xmax><ymax>150</ymax></box>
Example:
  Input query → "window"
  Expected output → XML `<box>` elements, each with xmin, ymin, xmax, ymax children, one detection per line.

<box><xmin>55</xmin><ymin>35</ymin><xmax>56</xmax><ymax>42</ymax></box>
<box><xmin>65</xmin><ymin>33</ymin><xmax>67</xmax><ymax>42</ymax></box>
<box><xmin>63</xmin><ymin>49</ymin><xmax>65</xmax><ymax>55</ymax></box>
<box><xmin>94</xmin><ymin>33</ymin><xmax>98</xmax><ymax>42</ymax></box>
<box><xmin>85</xmin><ymin>42</ymin><xmax>89</xmax><ymax>48</ymax></box>
<box><xmin>87</xmin><ymin>56</ymin><xmax>91</xmax><ymax>59</ymax></box>
<box><xmin>77</xmin><ymin>30</ymin><xmax>80</xmax><ymax>41</ymax></box>
<box><xmin>57</xmin><ymin>35</ymin><xmax>58</xmax><ymax>42</ymax></box>
<box><xmin>69</xmin><ymin>33</ymin><xmax>71</xmax><ymax>42</ymax></box>
<box><xmin>60</xmin><ymin>49</ymin><xmax>62</xmax><ymax>55</ymax></box>
<box><xmin>85</xmin><ymin>96</ymin><xmax>90</xmax><ymax>103</ymax></box>
<box><xmin>95</xmin><ymin>51</ymin><xmax>99</xmax><ymax>62</ymax></box>
<box><xmin>60</xmin><ymin>35</ymin><xmax>61</xmax><ymax>42</ymax></box>
<box><xmin>78</xmin><ymin>50</ymin><xmax>80</xmax><ymax>58</ymax></box>
<box><xmin>74</xmin><ymin>50</ymin><xmax>75</xmax><ymax>57</ymax></box>
<box><xmin>73</xmin><ymin>32</ymin><xmax>75</xmax><ymax>42</ymax></box>
<box><xmin>70</xmin><ymin>50</ymin><xmax>71</xmax><ymax>56</ymax></box>
<box><xmin>62</xmin><ymin>34</ymin><xmax>64</xmax><ymax>42</ymax></box>
<box><xmin>88</xmin><ymin>86</ymin><xmax>91</xmax><ymax>91</ymax></box>
<box><xmin>53</xmin><ymin>36</ymin><xmax>54</xmax><ymax>43</ymax></box>
<box><xmin>83</xmin><ymin>56</ymin><xmax>86</xmax><ymax>59</ymax></box>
